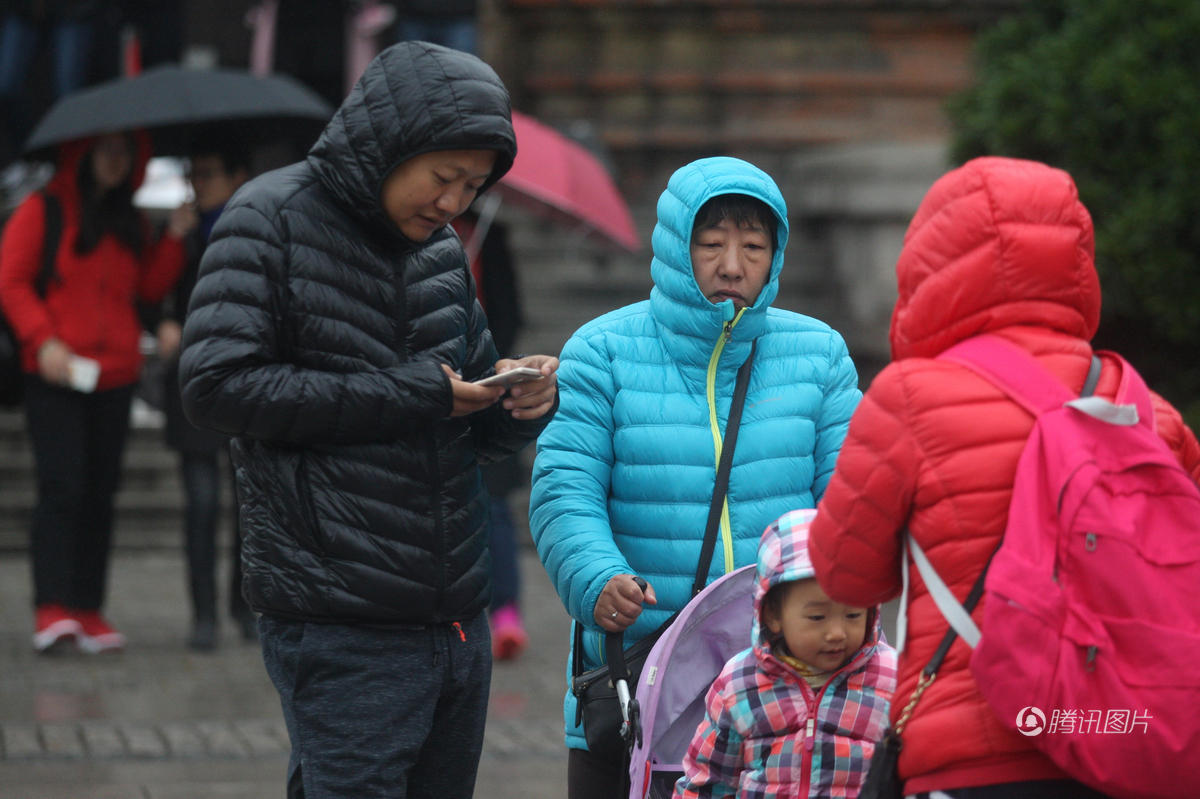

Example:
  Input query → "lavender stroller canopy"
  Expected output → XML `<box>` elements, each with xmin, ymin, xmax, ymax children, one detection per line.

<box><xmin>628</xmin><ymin>564</ymin><xmax>757</xmax><ymax>799</ymax></box>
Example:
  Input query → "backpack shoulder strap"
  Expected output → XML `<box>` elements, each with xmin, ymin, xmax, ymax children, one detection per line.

<box><xmin>34</xmin><ymin>190</ymin><xmax>63</xmax><ymax>299</ymax></box>
<box><xmin>940</xmin><ymin>334</ymin><xmax>1077</xmax><ymax>416</ymax></box>
<box><xmin>1089</xmin><ymin>350</ymin><xmax>1155</xmax><ymax>429</ymax></box>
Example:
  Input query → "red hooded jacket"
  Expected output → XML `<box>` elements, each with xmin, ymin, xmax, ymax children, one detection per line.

<box><xmin>0</xmin><ymin>132</ymin><xmax>184</xmax><ymax>391</ymax></box>
<box><xmin>809</xmin><ymin>157</ymin><xmax>1200</xmax><ymax>794</ymax></box>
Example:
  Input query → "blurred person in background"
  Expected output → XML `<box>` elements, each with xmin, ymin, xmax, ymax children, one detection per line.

<box><xmin>0</xmin><ymin>130</ymin><xmax>188</xmax><ymax>654</ymax></box>
<box><xmin>0</xmin><ymin>1</ymin><xmax>102</xmax><ymax>201</ymax></box>
<box><xmin>453</xmin><ymin>209</ymin><xmax>529</xmax><ymax>660</ymax></box>
<box><xmin>271</xmin><ymin>0</ymin><xmax>349</xmax><ymax>108</ymax></box>
<box><xmin>393</xmin><ymin>0</ymin><xmax>477</xmax><ymax>55</ymax></box>
<box><xmin>152</xmin><ymin>138</ymin><xmax>254</xmax><ymax>651</ymax></box>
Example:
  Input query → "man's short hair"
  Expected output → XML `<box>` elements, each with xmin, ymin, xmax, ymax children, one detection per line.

<box><xmin>692</xmin><ymin>194</ymin><xmax>779</xmax><ymax>255</ymax></box>
<box><xmin>191</xmin><ymin>138</ymin><xmax>251</xmax><ymax>177</ymax></box>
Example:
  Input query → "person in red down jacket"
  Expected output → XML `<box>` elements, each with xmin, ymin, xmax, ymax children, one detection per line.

<box><xmin>808</xmin><ymin>156</ymin><xmax>1200</xmax><ymax>799</ymax></box>
<box><xmin>0</xmin><ymin>130</ymin><xmax>188</xmax><ymax>655</ymax></box>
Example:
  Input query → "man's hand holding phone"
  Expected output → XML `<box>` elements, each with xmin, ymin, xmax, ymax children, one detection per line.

<box><xmin>471</xmin><ymin>367</ymin><xmax>542</xmax><ymax>388</ymax></box>
<box><xmin>442</xmin><ymin>364</ymin><xmax>506</xmax><ymax>417</ymax></box>
<box><xmin>495</xmin><ymin>355</ymin><xmax>558</xmax><ymax>420</ymax></box>
<box><xmin>441</xmin><ymin>356</ymin><xmax>558</xmax><ymax>418</ymax></box>
<box><xmin>444</xmin><ymin>355</ymin><xmax>559</xmax><ymax>417</ymax></box>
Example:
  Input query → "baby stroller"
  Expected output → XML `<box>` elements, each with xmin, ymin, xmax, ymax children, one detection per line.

<box><xmin>616</xmin><ymin>564</ymin><xmax>758</xmax><ymax>799</ymax></box>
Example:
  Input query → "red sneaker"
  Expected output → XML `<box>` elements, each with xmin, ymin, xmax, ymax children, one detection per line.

<box><xmin>490</xmin><ymin>603</ymin><xmax>528</xmax><ymax>661</ymax></box>
<box><xmin>33</xmin><ymin>604</ymin><xmax>82</xmax><ymax>654</ymax></box>
<box><xmin>73</xmin><ymin>610</ymin><xmax>126</xmax><ymax>654</ymax></box>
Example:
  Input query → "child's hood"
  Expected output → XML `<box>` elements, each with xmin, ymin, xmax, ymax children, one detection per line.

<box><xmin>753</xmin><ymin>508</ymin><xmax>883</xmax><ymax>658</ymax></box>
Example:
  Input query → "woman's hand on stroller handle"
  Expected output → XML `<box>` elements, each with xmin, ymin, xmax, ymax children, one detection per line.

<box><xmin>595</xmin><ymin>574</ymin><xmax>657</xmax><ymax>631</ymax></box>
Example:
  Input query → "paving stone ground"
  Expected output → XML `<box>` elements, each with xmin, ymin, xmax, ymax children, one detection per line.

<box><xmin>0</xmin><ymin>547</ymin><xmax>570</xmax><ymax>798</ymax></box>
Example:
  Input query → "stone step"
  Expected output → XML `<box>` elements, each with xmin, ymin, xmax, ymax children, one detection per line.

<box><xmin>0</xmin><ymin>486</ymin><xmax>235</xmax><ymax>552</ymax></box>
<box><xmin>0</xmin><ymin>446</ymin><xmax>180</xmax><ymax>483</ymax></box>
<box><xmin>0</xmin><ymin>407</ymin><xmax>230</xmax><ymax>552</ymax></box>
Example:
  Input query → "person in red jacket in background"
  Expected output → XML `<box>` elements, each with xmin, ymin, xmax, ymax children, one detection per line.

<box><xmin>0</xmin><ymin>130</ymin><xmax>188</xmax><ymax>655</ymax></box>
<box><xmin>808</xmin><ymin>157</ymin><xmax>1200</xmax><ymax>799</ymax></box>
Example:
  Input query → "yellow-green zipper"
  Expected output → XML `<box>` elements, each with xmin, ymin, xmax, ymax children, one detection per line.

<box><xmin>705</xmin><ymin>308</ymin><xmax>745</xmax><ymax>575</ymax></box>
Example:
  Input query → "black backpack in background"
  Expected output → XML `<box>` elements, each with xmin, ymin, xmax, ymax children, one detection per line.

<box><xmin>1</xmin><ymin>192</ymin><xmax>63</xmax><ymax>407</ymax></box>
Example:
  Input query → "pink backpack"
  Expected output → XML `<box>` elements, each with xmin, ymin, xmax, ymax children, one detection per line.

<box><xmin>907</xmin><ymin>334</ymin><xmax>1200</xmax><ymax>799</ymax></box>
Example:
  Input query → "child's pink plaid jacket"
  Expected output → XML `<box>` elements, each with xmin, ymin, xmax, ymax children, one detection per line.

<box><xmin>674</xmin><ymin>509</ymin><xmax>897</xmax><ymax>799</ymax></box>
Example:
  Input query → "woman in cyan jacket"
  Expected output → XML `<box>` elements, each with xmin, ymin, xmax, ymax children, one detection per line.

<box><xmin>809</xmin><ymin>157</ymin><xmax>1200</xmax><ymax>799</ymax></box>
<box><xmin>0</xmin><ymin>130</ymin><xmax>187</xmax><ymax>654</ymax></box>
<box><xmin>530</xmin><ymin>156</ymin><xmax>862</xmax><ymax>798</ymax></box>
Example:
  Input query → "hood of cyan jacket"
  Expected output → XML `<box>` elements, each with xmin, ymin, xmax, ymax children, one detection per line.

<box><xmin>889</xmin><ymin>156</ymin><xmax>1101</xmax><ymax>361</ymax></box>
<box><xmin>649</xmin><ymin>156</ymin><xmax>790</xmax><ymax>364</ymax></box>
<box><xmin>306</xmin><ymin>40</ymin><xmax>516</xmax><ymax>240</ymax></box>
<box><xmin>753</xmin><ymin>508</ymin><xmax>882</xmax><ymax>664</ymax></box>
<box><xmin>46</xmin><ymin>129</ymin><xmax>152</xmax><ymax>212</ymax></box>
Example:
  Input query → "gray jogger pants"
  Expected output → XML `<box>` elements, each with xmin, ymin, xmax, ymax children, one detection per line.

<box><xmin>259</xmin><ymin>612</ymin><xmax>491</xmax><ymax>798</ymax></box>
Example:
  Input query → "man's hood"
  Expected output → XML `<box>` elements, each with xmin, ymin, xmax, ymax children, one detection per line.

<box><xmin>890</xmin><ymin>156</ymin><xmax>1100</xmax><ymax>360</ymax></box>
<box><xmin>306</xmin><ymin>41</ymin><xmax>516</xmax><ymax>239</ymax></box>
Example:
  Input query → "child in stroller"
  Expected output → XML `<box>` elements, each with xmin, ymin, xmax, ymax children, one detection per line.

<box><xmin>661</xmin><ymin>508</ymin><xmax>896</xmax><ymax>798</ymax></box>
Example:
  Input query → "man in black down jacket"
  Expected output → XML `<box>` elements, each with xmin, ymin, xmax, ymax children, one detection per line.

<box><xmin>178</xmin><ymin>42</ymin><xmax>558</xmax><ymax>798</ymax></box>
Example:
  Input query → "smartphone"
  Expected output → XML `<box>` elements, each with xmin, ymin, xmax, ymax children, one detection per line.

<box><xmin>472</xmin><ymin>367</ymin><xmax>543</xmax><ymax>388</ymax></box>
<box><xmin>67</xmin><ymin>355</ymin><xmax>101</xmax><ymax>393</ymax></box>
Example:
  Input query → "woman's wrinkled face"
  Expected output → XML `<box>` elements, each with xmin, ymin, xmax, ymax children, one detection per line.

<box><xmin>91</xmin><ymin>133</ymin><xmax>134</xmax><ymax>191</ymax></box>
<box><xmin>690</xmin><ymin>216</ymin><xmax>773</xmax><ymax>310</ymax></box>
<box><xmin>381</xmin><ymin>149</ymin><xmax>496</xmax><ymax>241</ymax></box>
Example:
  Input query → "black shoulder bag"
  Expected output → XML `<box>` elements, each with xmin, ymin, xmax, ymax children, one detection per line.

<box><xmin>571</xmin><ymin>340</ymin><xmax>757</xmax><ymax>763</ymax></box>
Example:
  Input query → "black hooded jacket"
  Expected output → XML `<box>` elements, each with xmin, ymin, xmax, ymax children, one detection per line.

<box><xmin>178</xmin><ymin>42</ymin><xmax>542</xmax><ymax>625</ymax></box>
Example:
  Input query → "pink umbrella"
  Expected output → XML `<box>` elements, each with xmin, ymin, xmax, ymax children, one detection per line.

<box><xmin>240</xmin><ymin>7</ymin><xmax>640</xmax><ymax>254</ymax></box>
<box><xmin>496</xmin><ymin>110</ymin><xmax>641</xmax><ymax>253</ymax></box>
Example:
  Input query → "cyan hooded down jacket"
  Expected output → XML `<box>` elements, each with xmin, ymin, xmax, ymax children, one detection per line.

<box><xmin>530</xmin><ymin>156</ymin><xmax>862</xmax><ymax>749</ymax></box>
<box><xmin>179</xmin><ymin>42</ymin><xmax>549</xmax><ymax>626</ymax></box>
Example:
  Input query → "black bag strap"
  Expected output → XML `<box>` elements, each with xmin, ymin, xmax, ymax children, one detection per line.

<box><xmin>572</xmin><ymin>341</ymin><xmax>758</xmax><ymax>685</ymax></box>
<box><xmin>691</xmin><ymin>339</ymin><xmax>757</xmax><ymax>596</ymax></box>
<box><xmin>34</xmin><ymin>191</ymin><xmax>62</xmax><ymax>298</ymax></box>
<box><xmin>920</xmin><ymin>546</ymin><xmax>994</xmax><ymax>678</ymax></box>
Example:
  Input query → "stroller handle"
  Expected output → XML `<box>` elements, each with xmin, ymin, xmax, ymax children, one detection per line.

<box><xmin>606</xmin><ymin>629</ymin><xmax>644</xmax><ymax>749</ymax></box>
<box><xmin>603</xmin><ymin>575</ymin><xmax>648</xmax><ymax>682</ymax></box>
<box><xmin>606</xmin><ymin>576</ymin><xmax>647</xmax><ymax>749</ymax></box>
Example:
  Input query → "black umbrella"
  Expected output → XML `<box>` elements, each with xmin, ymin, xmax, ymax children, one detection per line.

<box><xmin>22</xmin><ymin>65</ymin><xmax>335</xmax><ymax>161</ymax></box>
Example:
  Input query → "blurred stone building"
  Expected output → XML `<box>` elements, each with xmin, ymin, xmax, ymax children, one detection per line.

<box><xmin>0</xmin><ymin>1</ymin><xmax>1022</xmax><ymax>547</ymax></box>
<box><xmin>185</xmin><ymin>1</ymin><xmax>1021</xmax><ymax>375</ymax></box>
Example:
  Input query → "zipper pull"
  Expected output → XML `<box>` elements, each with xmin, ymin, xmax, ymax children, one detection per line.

<box><xmin>452</xmin><ymin>621</ymin><xmax>466</xmax><ymax>642</ymax></box>
<box><xmin>723</xmin><ymin>321</ymin><xmax>732</xmax><ymax>342</ymax></box>
<box><xmin>804</xmin><ymin>717</ymin><xmax>815</xmax><ymax>751</ymax></box>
